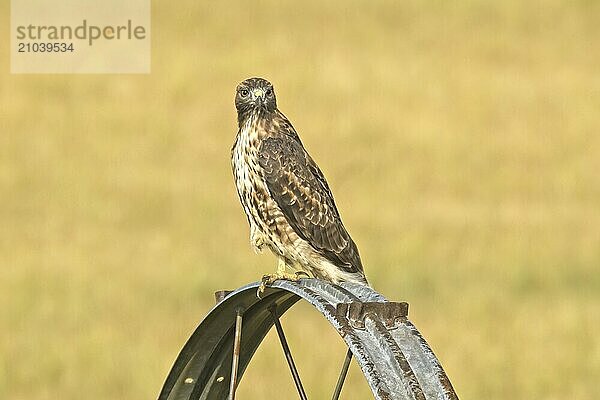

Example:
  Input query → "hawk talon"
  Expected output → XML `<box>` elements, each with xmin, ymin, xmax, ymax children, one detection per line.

<box><xmin>255</xmin><ymin>271</ymin><xmax>309</xmax><ymax>298</ymax></box>
<box><xmin>256</xmin><ymin>274</ymin><xmax>276</xmax><ymax>298</ymax></box>
<box><xmin>256</xmin><ymin>282</ymin><xmax>267</xmax><ymax>299</ymax></box>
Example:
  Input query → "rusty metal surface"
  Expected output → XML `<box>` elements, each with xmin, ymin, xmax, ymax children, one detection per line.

<box><xmin>158</xmin><ymin>279</ymin><xmax>459</xmax><ymax>400</ymax></box>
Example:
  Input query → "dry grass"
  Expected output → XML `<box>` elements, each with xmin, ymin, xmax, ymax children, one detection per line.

<box><xmin>1</xmin><ymin>1</ymin><xmax>599</xmax><ymax>399</ymax></box>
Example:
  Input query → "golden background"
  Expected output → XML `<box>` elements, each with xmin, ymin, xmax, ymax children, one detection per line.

<box><xmin>1</xmin><ymin>1</ymin><xmax>599</xmax><ymax>399</ymax></box>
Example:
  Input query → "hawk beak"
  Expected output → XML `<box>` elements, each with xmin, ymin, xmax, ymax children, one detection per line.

<box><xmin>253</xmin><ymin>89</ymin><xmax>265</xmax><ymax>99</ymax></box>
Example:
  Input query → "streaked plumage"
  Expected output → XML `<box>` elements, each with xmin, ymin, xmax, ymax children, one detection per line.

<box><xmin>231</xmin><ymin>77</ymin><xmax>368</xmax><ymax>285</ymax></box>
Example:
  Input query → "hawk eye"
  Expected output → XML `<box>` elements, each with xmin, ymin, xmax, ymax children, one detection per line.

<box><xmin>266</xmin><ymin>89</ymin><xmax>273</xmax><ymax>97</ymax></box>
<box><xmin>240</xmin><ymin>89</ymin><xmax>249</xmax><ymax>98</ymax></box>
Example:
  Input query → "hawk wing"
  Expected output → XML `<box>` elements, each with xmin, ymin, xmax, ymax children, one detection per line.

<box><xmin>258</xmin><ymin>135</ymin><xmax>363</xmax><ymax>274</ymax></box>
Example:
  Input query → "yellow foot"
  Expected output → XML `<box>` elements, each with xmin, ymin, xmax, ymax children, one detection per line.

<box><xmin>256</xmin><ymin>271</ymin><xmax>311</xmax><ymax>298</ymax></box>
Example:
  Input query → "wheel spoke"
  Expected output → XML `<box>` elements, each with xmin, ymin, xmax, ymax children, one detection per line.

<box><xmin>228</xmin><ymin>307</ymin><xmax>244</xmax><ymax>400</ymax></box>
<box><xmin>270</xmin><ymin>306</ymin><xmax>309</xmax><ymax>400</ymax></box>
<box><xmin>331</xmin><ymin>348</ymin><xmax>352</xmax><ymax>400</ymax></box>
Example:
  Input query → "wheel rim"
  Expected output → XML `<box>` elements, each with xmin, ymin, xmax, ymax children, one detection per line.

<box><xmin>158</xmin><ymin>279</ymin><xmax>458</xmax><ymax>400</ymax></box>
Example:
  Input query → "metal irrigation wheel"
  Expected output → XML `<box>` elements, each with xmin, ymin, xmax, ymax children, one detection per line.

<box><xmin>158</xmin><ymin>279</ymin><xmax>459</xmax><ymax>400</ymax></box>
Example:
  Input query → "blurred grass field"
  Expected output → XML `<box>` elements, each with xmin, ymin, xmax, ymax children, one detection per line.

<box><xmin>1</xmin><ymin>0</ymin><xmax>599</xmax><ymax>399</ymax></box>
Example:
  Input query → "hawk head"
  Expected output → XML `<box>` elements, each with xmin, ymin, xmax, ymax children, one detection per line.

<box><xmin>235</xmin><ymin>78</ymin><xmax>277</xmax><ymax>118</ymax></box>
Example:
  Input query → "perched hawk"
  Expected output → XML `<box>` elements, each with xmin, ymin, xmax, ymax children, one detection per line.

<box><xmin>231</xmin><ymin>77</ymin><xmax>368</xmax><ymax>292</ymax></box>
